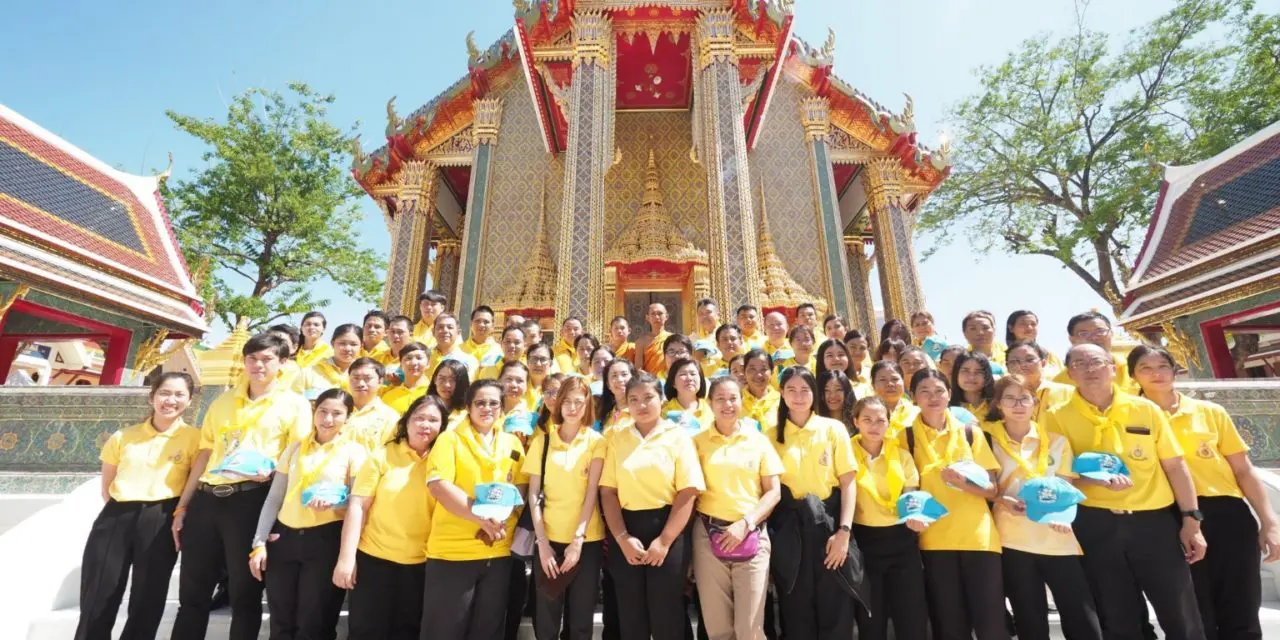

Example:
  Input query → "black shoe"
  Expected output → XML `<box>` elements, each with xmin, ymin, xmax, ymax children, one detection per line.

<box><xmin>210</xmin><ymin>584</ymin><xmax>230</xmax><ymax>611</ymax></box>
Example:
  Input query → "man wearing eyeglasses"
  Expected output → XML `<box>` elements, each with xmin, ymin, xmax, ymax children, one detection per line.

<box><xmin>1043</xmin><ymin>343</ymin><xmax>1207</xmax><ymax>640</ymax></box>
<box><xmin>1053</xmin><ymin>311</ymin><xmax>1138</xmax><ymax>393</ymax></box>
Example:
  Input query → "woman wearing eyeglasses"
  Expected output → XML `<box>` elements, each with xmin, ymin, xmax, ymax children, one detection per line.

<box><xmin>1003</xmin><ymin>341</ymin><xmax>1074</xmax><ymax>423</ymax></box>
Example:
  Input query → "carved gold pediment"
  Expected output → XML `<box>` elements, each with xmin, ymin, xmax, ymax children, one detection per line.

<box><xmin>606</xmin><ymin>149</ymin><xmax>708</xmax><ymax>266</ymax></box>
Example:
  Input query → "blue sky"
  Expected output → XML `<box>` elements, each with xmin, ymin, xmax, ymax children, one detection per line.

<box><xmin>5</xmin><ymin>0</ymin><xmax>1272</xmax><ymax>355</ymax></box>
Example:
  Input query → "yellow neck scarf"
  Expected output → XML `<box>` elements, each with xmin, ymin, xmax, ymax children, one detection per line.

<box><xmin>990</xmin><ymin>421</ymin><xmax>1050</xmax><ymax>478</ymax></box>
<box><xmin>911</xmin><ymin>413</ymin><xmax>965</xmax><ymax>475</ymax></box>
<box><xmin>1075</xmin><ymin>390</ymin><xmax>1128</xmax><ymax>454</ymax></box>
<box><xmin>853</xmin><ymin>435</ymin><xmax>905</xmax><ymax>511</ymax></box>
<box><xmin>285</xmin><ymin>430</ymin><xmax>349</xmax><ymax>505</ymax></box>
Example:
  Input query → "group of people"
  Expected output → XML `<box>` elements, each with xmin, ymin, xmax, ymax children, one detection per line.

<box><xmin>76</xmin><ymin>290</ymin><xmax>1280</xmax><ymax>640</ymax></box>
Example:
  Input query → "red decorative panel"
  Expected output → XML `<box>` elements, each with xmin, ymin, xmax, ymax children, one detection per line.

<box><xmin>615</xmin><ymin>31</ymin><xmax>692</xmax><ymax>110</ymax></box>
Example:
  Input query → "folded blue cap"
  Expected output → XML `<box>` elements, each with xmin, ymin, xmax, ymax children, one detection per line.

<box><xmin>1072</xmin><ymin>452</ymin><xmax>1130</xmax><ymax>481</ymax></box>
<box><xmin>1019</xmin><ymin>476</ymin><xmax>1086</xmax><ymax>525</ymax></box>
<box><xmin>503</xmin><ymin>410</ymin><xmax>536</xmax><ymax>437</ymax></box>
<box><xmin>897</xmin><ymin>490</ymin><xmax>948</xmax><ymax>524</ymax></box>
<box><xmin>472</xmin><ymin>482</ymin><xmax>525</xmax><ymax>521</ymax></box>
<box><xmin>693</xmin><ymin>340</ymin><xmax>720</xmax><ymax>357</ymax></box>
<box><xmin>947</xmin><ymin>406</ymin><xmax>979</xmax><ymax>425</ymax></box>
<box><xmin>666</xmin><ymin>410</ymin><xmax>704</xmax><ymax>435</ymax></box>
<box><xmin>947</xmin><ymin>459</ymin><xmax>993</xmax><ymax>489</ymax></box>
<box><xmin>209</xmin><ymin>450</ymin><xmax>276</xmax><ymax>480</ymax></box>
<box><xmin>708</xmin><ymin>368</ymin><xmax>731</xmax><ymax>378</ymax></box>
<box><xmin>480</xmin><ymin>352</ymin><xmax>503</xmax><ymax>367</ymax></box>
<box><xmin>301</xmin><ymin>481</ymin><xmax>349</xmax><ymax>508</ymax></box>
<box><xmin>590</xmin><ymin>380</ymin><xmax>604</xmax><ymax>396</ymax></box>
<box><xmin>771</xmin><ymin>348</ymin><xmax>796</xmax><ymax>362</ymax></box>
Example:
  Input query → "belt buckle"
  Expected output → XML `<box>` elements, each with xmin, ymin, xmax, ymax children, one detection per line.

<box><xmin>212</xmin><ymin>484</ymin><xmax>236</xmax><ymax>498</ymax></box>
<box><xmin>1109</xmin><ymin>508</ymin><xmax>1133</xmax><ymax>515</ymax></box>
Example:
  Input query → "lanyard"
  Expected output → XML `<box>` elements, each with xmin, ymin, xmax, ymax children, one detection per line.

<box><xmin>853</xmin><ymin>436</ymin><xmax>905</xmax><ymax>511</ymax></box>
<box><xmin>458</xmin><ymin>422</ymin><xmax>508</xmax><ymax>483</ymax></box>
<box><xmin>991</xmin><ymin>422</ymin><xmax>1051</xmax><ymax>478</ymax></box>
<box><xmin>285</xmin><ymin>433</ymin><xmax>349</xmax><ymax>505</ymax></box>
<box><xmin>1076</xmin><ymin>393</ymin><xmax>1128</xmax><ymax>454</ymax></box>
<box><xmin>217</xmin><ymin>389</ymin><xmax>275</xmax><ymax>441</ymax></box>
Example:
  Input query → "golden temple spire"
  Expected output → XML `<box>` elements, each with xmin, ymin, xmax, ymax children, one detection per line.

<box><xmin>756</xmin><ymin>182</ymin><xmax>826</xmax><ymax>314</ymax></box>
<box><xmin>493</xmin><ymin>179</ymin><xmax>557</xmax><ymax>312</ymax></box>
<box><xmin>605</xmin><ymin>149</ymin><xmax>708</xmax><ymax>265</ymax></box>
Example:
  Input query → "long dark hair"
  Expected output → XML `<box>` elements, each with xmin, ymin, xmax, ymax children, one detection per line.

<box><xmin>313</xmin><ymin>387</ymin><xmax>355</xmax><ymax>416</ymax></box>
<box><xmin>663</xmin><ymin>357</ymin><xmax>706</xmax><ymax>400</ymax></box>
<box><xmin>910</xmin><ymin>368</ymin><xmax>950</xmax><ymax>396</ymax></box>
<box><xmin>880</xmin><ymin>319</ymin><xmax>910</xmax><ymax>343</ymax></box>
<box><xmin>427</xmin><ymin>359</ymin><xmax>471</xmax><ymax>415</ymax></box>
<box><xmin>1005</xmin><ymin>310</ymin><xmax>1036</xmax><ymax>347</ymax></box>
<box><xmin>1126</xmin><ymin>344</ymin><xmax>1179</xmax><ymax>396</ymax></box>
<box><xmin>948</xmin><ymin>351</ymin><xmax>996</xmax><ymax>408</ymax></box>
<box><xmin>330</xmin><ymin>323</ymin><xmax>364</xmax><ymax>346</ymax></box>
<box><xmin>392</xmin><ymin>394</ymin><xmax>449</xmax><ymax>445</ymax></box>
<box><xmin>775</xmin><ymin>366</ymin><xmax>818</xmax><ymax>444</ymax></box>
<box><xmin>816</xmin><ymin>369</ymin><xmax>853</xmax><ymax>419</ymax></box>
<box><xmin>598</xmin><ymin>358</ymin><xmax>636</xmax><ymax>424</ymax></box>
<box><xmin>146</xmin><ymin>372</ymin><xmax>196</xmax><ymax>423</ymax></box>
<box><xmin>815</xmin><ymin>338</ymin><xmax>854</xmax><ymax>381</ymax></box>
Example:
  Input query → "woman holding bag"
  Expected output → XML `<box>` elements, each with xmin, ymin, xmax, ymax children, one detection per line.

<box><xmin>692</xmin><ymin>376</ymin><xmax>784</xmax><ymax>639</ymax></box>
<box><xmin>525</xmin><ymin>376</ymin><xmax>607</xmax><ymax>640</ymax></box>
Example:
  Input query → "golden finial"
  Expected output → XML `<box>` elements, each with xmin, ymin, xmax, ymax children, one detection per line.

<box><xmin>1160</xmin><ymin>321</ymin><xmax>1203</xmax><ymax>370</ymax></box>
<box><xmin>820</xmin><ymin>28</ymin><xmax>836</xmax><ymax>59</ymax></box>
<box><xmin>901</xmin><ymin>93</ymin><xmax>915</xmax><ymax>127</ymax></box>
<box><xmin>642</xmin><ymin>148</ymin><xmax>664</xmax><ymax>207</ymax></box>
<box><xmin>386</xmin><ymin>96</ymin><xmax>401</xmax><ymax>132</ymax></box>
<box><xmin>132</xmin><ymin>329</ymin><xmax>171</xmax><ymax>373</ymax></box>
<box><xmin>467</xmin><ymin>31</ymin><xmax>481</xmax><ymax>63</ymax></box>
<box><xmin>348</xmin><ymin>134</ymin><xmax>367</xmax><ymax>166</ymax></box>
<box><xmin>156</xmin><ymin>152</ymin><xmax>174</xmax><ymax>185</ymax></box>
<box><xmin>513</xmin><ymin>0</ymin><xmax>529</xmax><ymax>13</ymax></box>
<box><xmin>937</xmin><ymin>133</ymin><xmax>952</xmax><ymax>162</ymax></box>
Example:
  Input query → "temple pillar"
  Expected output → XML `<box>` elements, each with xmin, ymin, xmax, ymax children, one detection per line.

<box><xmin>381</xmin><ymin>160</ymin><xmax>438</xmax><ymax>316</ymax></box>
<box><xmin>554</xmin><ymin>11</ymin><xmax>615</xmax><ymax>333</ymax></box>
<box><xmin>454</xmin><ymin>98</ymin><xmax>503</xmax><ymax>324</ymax></box>
<box><xmin>844</xmin><ymin>237</ymin><xmax>878</xmax><ymax>339</ymax></box>
<box><xmin>863</xmin><ymin>157</ymin><xmax>925</xmax><ymax>322</ymax></box>
<box><xmin>434</xmin><ymin>239</ymin><xmax>462</xmax><ymax>314</ymax></box>
<box><xmin>695</xmin><ymin>10</ymin><xmax>760</xmax><ymax>308</ymax></box>
<box><xmin>800</xmin><ymin>97</ymin><xmax>855</xmax><ymax>321</ymax></box>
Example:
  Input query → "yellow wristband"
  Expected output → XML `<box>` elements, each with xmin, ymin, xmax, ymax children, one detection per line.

<box><xmin>249</xmin><ymin>546</ymin><xmax>266</xmax><ymax>559</ymax></box>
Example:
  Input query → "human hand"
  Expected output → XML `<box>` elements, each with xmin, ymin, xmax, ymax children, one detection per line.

<box><xmin>824</xmin><ymin>529</ymin><xmax>850</xmax><ymax>570</ymax></box>
<box><xmin>644</xmin><ymin>537</ymin><xmax>671</xmax><ymax>567</ymax></box>
<box><xmin>332</xmin><ymin>556</ymin><xmax>358</xmax><ymax>589</ymax></box>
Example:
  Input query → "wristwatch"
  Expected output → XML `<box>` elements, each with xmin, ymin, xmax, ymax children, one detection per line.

<box><xmin>839</xmin><ymin>524</ymin><xmax>852</xmax><ymax>533</ymax></box>
<box><xmin>1181</xmin><ymin>509</ymin><xmax>1204</xmax><ymax>522</ymax></box>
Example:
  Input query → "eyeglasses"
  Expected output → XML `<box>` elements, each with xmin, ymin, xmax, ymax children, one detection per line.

<box><xmin>1073</xmin><ymin>328</ymin><xmax>1112</xmax><ymax>339</ymax></box>
<box><xmin>471</xmin><ymin>400</ymin><xmax>502</xmax><ymax>409</ymax></box>
<box><xmin>1069</xmin><ymin>359</ymin><xmax>1112</xmax><ymax>371</ymax></box>
<box><xmin>1001</xmin><ymin>396</ymin><xmax>1036</xmax><ymax>408</ymax></box>
<box><xmin>529</xmin><ymin>356</ymin><xmax>552</xmax><ymax>365</ymax></box>
<box><xmin>1006</xmin><ymin>357</ymin><xmax>1041</xmax><ymax>368</ymax></box>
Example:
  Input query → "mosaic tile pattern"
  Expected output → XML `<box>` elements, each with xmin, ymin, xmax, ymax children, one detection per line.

<box><xmin>608</xmin><ymin>112</ymin><xmax>708</xmax><ymax>252</ymax></box>
<box><xmin>1180</xmin><ymin>380</ymin><xmax>1280</xmax><ymax>465</ymax></box>
<box><xmin>1174</xmin><ymin>290</ymin><xmax>1279</xmax><ymax>379</ymax></box>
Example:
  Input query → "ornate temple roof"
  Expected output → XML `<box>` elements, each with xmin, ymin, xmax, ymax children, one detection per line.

<box><xmin>605</xmin><ymin>149</ymin><xmax>708</xmax><ymax>265</ymax></box>
<box><xmin>492</xmin><ymin>182</ymin><xmax>558</xmax><ymax>314</ymax></box>
<box><xmin>755</xmin><ymin>183</ymin><xmax>825</xmax><ymax>315</ymax></box>
<box><xmin>0</xmin><ymin>104</ymin><xmax>207</xmax><ymax>336</ymax></box>
<box><xmin>1120</xmin><ymin>120</ymin><xmax>1280</xmax><ymax>329</ymax></box>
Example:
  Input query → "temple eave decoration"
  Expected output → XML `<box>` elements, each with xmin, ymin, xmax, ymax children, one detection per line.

<box><xmin>605</xmin><ymin>149</ymin><xmax>708</xmax><ymax>268</ymax></box>
<box><xmin>491</xmin><ymin>183</ymin><xmax>559</xmax><ymax>317</ymax></box>
<box><xmin>756</xmin><ymin>184</ymin><xmax>825</xmax><ymax>316</ymax></box>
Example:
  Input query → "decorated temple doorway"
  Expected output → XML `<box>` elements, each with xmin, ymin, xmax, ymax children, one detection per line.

<box><xmin>623</xmin><ymin>291</ymin><xmax>683</xmax><ymax>340</ymax></box>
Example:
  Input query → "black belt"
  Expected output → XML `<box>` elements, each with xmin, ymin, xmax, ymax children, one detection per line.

<box><xmin>198</xmin><ymin>480</ymin><xmax>268</xmax><ymax>498</ymax></box>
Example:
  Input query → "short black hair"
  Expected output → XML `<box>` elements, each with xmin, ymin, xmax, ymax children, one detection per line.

<box><xmin>663</xmin><ymin>333</ymin><xmax>694</xmax><ymax>355</ymax></box>
<box><xmin>796</xmin><ymin>302</ymin><xmax>817</xmax><ymax>314</ymax></box>
<box><xmin>471</xmin><ymin>305</ymin><xmax>495</xmax><ymax>320</ymax></box>
<box><xmin>300</xmin><ymin>311</ymin><xmax>327</xmax><ymax>328</ymax></box>
<box><xmin>362</xmin><ymin>310</ymin><xmax>390</xmax><ymax>327</ymax></box>
<box><xmin>663</xmin><ymin>357</ymin><xmax>706</xmax><ymax>400</ymax></box>
<box><xmin>418</xmin><ymin>290</ymin><xmax>447</xmax><ymax>305</ymax></box>
<box><xmin>267</xmin><ymin>323</ymin><xmax>301</xmax><ymax>349</ymax></box>
<box><xmin>348</xmin><ymin>356</ymin><xmax>385</xmax><ymax>379</ymax></box>
<box><xmin>398</xmin><ymin>341</ymin><xmax>428</xmax><ymax>359</ymax></box>
<box><xmin>1067</xmin><ymin>311</ymin><xmax>1111</xmax><ymax>336</ymax></box>
<box><xmin>242</xmin><ymin>332</ymin><xmax>292</xmax><ymax>360</ymax></box>
<box><xmin>696</xmin><ymin>298</ymin><xmax>718</xmax><ymax>310</ymax></box>
<box><xmin>331</xmin><ymin>323</ymin><xmax>363</xmax><ymax>344</ymax></box>
<box><xmin>388</xmin><ymin>315</ymin><xmax>414</xmax><ymax>330</ymax></box>
<box><xmin>735</xmin><ymin>304</ymin><xmax>759</xmax><ymax>316</ymax></box>
<box><xmin>715</xmin><ymin>323</ymin><xmax>742</xmax><ymax>342</ymax></box>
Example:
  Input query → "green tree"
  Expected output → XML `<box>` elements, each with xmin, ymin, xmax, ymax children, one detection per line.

<box><xmin>1188</xmin><ymin>8</ymin><xmax>1280</xmax><ymax>157</ymax></box>
<box><xmin>920</xmin><ymin>0</ymin><xmax>1260</xmax><ymax>313</ymax></box>
<box><xmin>165</xmin><ymin>82</ymin><xmax>383</xmax><ymax>332</ymax></box>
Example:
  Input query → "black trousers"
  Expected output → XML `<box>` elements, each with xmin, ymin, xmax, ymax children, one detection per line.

<box><xmin>775</xmin><ymin>522</ymin><xmax>856</xmax><ymax>639</ymax></box>
<box><xmin>421</xmin><ymin>556</ymin><xmax>513</xmax><ymax>640</ymax></box>
<box><xmin>607</xmin><ymin>507</ymin><xmax>691</xmax><ymax>640</ymax></box>
<box><xmin>1002</xmin><ymin>548</ymin><xmax>1102</xmax><ymax>640</ymax></box>
<box><xmin>922</xmin><ymin>550</ymin><xmax>1010</xmax><ymax>640</ymax></box>
<box><xmin>505</xmin><ymin>556</ymin><xmax>531</xmax><ymax>640</ymax></box>
<box><xmin>348</xmin><ymin>550</ymin><xmax>425</xmax><ymax>640</ymax></box>
<box><xmin>1074</xmin><ymin>506</ymin><xmax>1206</xmax><ymax>640</ymax></box>
<box><xmin>1192</xmin><ymin>496</ymin><xmax>1262</xmax><ymax>640</ymax></box>
<box><xmin>264</xmin><ymin>521</ymin><xmax>345</xmax><ymax>640</ymax></box>
<box><xmin>852</xmin><ymin>523</ymin><xmax>928</xmax><ymax>640</ymax></box>
<box><xmin>75</xmin><ymin>498</ymin><xmax>179</xmax><ymax>640</ymax></box>
<box><xmin>534</xmin><ymin>540</ymin><xmax>603</xmax><ymax>640</ymax></box>
<box><xmin>173</xmin><ymin>484</ymin><xmax>270</xmax><ymax>640</ymax></box>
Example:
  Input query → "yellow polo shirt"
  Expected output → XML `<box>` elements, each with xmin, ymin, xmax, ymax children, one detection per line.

<box><xmin>553</xmin><ymin>340</ymin><xmax>577</xmax><ymax>376</ymax></box>
<box><xmin>767</xmin><ymin>416</ymin><xmax>858</xmax><ymax>501</ymax></box>
<box><xmin>461</xmin><ymin>337</ymin><xmax>502</xmax><ymax>369</ymax></box>
<box><xmin>477</xmin><ymin>355</ymin><xmax>526</xmax><ymax>381</ymax></box>
<box><xmin>743</xmin><ymin>386</ymin><xmax>781</xmax><ymax>432</ymax></box>
<box><xmin>426</xmin><ymin>346</ymin><xmax>479</xmax><ymax>382</ymax></box>
<box><xmin>276</xmin><ymin>434</ymin><xmax>366</xmax><ymax>529</ymax></box>
<box><xmin>347</xmin><ymin>398</ymin><xmax>400</xmax><ymax>451</ymax></box>
<box><xmin>1034</xmin><ymin>380</ymin><xmax>1076</xmax><ymax>422</ymax></box>
<box><xmin>1166</xmin><ymin>394</ymin><xmax>1248</xmax><ymax>499</ymax></box>
<box><xmin>199</xmin><ymin>383</ymin><xmax>312</xmax><ymax>485</ymax></box>
<box><xmin>693</xmin><ymin>421</ymin><xmax>785</xmax><ymax>522</ymax></box>
<box><xmin>412</xmin><ymin>320</ymin><xmax>438</xmax><ymax>351</ymax></box>
<box><xmin>762</xmin><ymin>339</ymin><xmax>790</xmax><ymax>358</ymax></box>
<box><xmin>851</xmin><ymin>437</ymin><xmax>919</xmax><ymax>527</ymax></box>
<box><xmin>601</xmin><ymin>408</ymin><xmax>633</xmax><ymax>438</ymax></box>
<box><xmin>989</xmin><ymin>422</ymin><xmax>1080</xmax><ymax>555</ymax></box>
<box><xmin>293</xmin><ymin>359</ymin><xmax>349</xmax><ymax>398</ymax></box>
<box><xmin>662</xmin><ymin>398</ymin><xmax>714</xmax><ymax>434</ymax></box>
<box><xmin>353</xmin><ymin>440</ymin><xmax>435</xmax><ymax>564</ymax></box>
<box><xmin>522</xmin><ymin>426</ymin><xmax>606</xmax><ymax>543</ymax></box>
<box><xmin>361</xmin><ymin>341</ymin><xmax>391</xmax><ymax>363</ymax></box>
<box><xmin>741</xmin><ymin>330</ymin><xmax>766</xmax><ymax>351</ymax></box>
<box><xmin>381</xmin><ymin>377</ymin><xmax>431</xmax><ymax>416</ymax></box>
<box><xmin>904</xmin><ymin>412</ymin><xmax>1001</xmax><ymax>552</ymax></box>
<box><xmin>1043</xmin><ymin>390</ymin><xmax>1182</xmax><ymax>511</ymax></box>
<box><xmin>100</xmin><ymin>419</ymin><xmax>200</xmax><ymax>502</ymax></box>
<box><xmin>295</xmin><ymin>343</ymin><xmax>334</xmax><ymax>370</ymax></box>
<box><xmin>425</xmin><ymin>420</ymin><xmax>529</xmax><ymax>560</ymax></box>
<box><xmin>601</xmin><ymin>420</ymin><xmax>705</xmax><ymax>511</ymax></box>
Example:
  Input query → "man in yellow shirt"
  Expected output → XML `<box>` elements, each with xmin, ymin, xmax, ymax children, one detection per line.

<box><xmin>736</xmin><ymin>304</ymin><xmax>766</xmax><ymax>351</ymax></box>
<box><xmin>171</xmin><ymin>333</ymin><xmax>312</xmax><ymax>639</ymax></box>
<box><xmin>1043</xmin><ymin>344</ymin><xmax>1206</xmax><ymax>640</ymax></box>
<box><xmin>360</xmin><ymin>310</ymin><xmax>391</xmax><ymax>362</ymax></box>
<box><xmin>461</xmin><ymin>305</ymin><xmax>502</xmax><ymax>366</ymax></box>
<box><xmin>426</xmin><ymin>313</ymin><xmax>479</xmax><ymax>381</ymax></box>
<box><xmin>413</xmin><ymin>290</ymin><xmax>447</xmax><ymax>349</ymax></box>
<box><xmin>1052</xmin><ymin>311</ymin><xmax>1137</xmax><ymax>393</ymax></box>
<box><xmin>477</xmin><ymin>325</ymin><xmax>527</xmax><ymax>381</ymax></box>
<box><xmin>691</xmin><ymin>297</ymin><xmax>721</xmax><ymax>342</ymax></box>
<box><xmin>762</xmin><ymin>311</ymin><xmax>790</xmax><ymax>357</ymax></box>
<box><xmin>380</xmin><ymin>315</ymin><xmax>414</xmax><ymax>372</ymax></box>
<box><xmin>795</xmin><ymin>302</ymin><xmax>825</xmax><ymax>342</ymax></box>
<box><xmin>634</xmin><ymin>303</ymin><xmax>672</xmax><ymax>375</ymax></box>
<box><xmin>553</xmin><ymin>316</ymin><xmax>584</xmax><ymax>374</ymax></box>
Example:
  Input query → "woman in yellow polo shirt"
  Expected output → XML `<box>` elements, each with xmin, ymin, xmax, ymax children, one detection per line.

<box><xmin>903</xmin><ymin>369</ymin><xmax>1007</xmax><ymax>640</ymax></box>
<box><xmin>741</xmin><ymin>349</ymin><xmax>780</xmax><ymax>431</ymax></box>
<box><xmin>296</xmin><ymin>311</ymin><xmax>333</xmax><ymax>369</ymax></box>
<box><xmin>574</xmin><ymin>333</ymin><xmax>601</xmax><ymax>377</ymax></box>
<box><xmin>767</xmin><ymin>365</ymin><xmax>861</xmax><ymax>639</ymax></box>
<box><xmin>1130</xmin><ymin>345</ymin><xmax>1280</xmax><ymax>640</ymax></box>
<box><xmin>381</xmin><ymin>342</ymin><xmax>430</xmax><ymax>414</ymax></box>
<box><xmin>899</xmin><ymin>345</ymin><xmax>931</xmax><ymax>386</ymax></box>
<box><xmin>499</xmin><ymin>360</ymin><xmax>532</xmax><ymax>416</ymax></box>
<box><xmin>76</xmin><ymin>372</ymin><xmax>199</xmax><ymax>640</ymax></box>
<box><xmin>986</xmin><ymin>374</ymin><xmax>1100</xmax><ymax>640</ymax></box>
<box><xmin>423</xmin><ymin>380</ymin><xmax>530</xmax><ymax>638</ymax></box>
<box><xmin>526</xmin><ymin>342</ymin><xmax>554</xmax><ymax>395</ymax></box>
<box><xmin>692</xmin><ymin>376</ymin><xmax>783</xmax><ymax>639</ymax></box>
<box><xmin>600</xmin><ymin>373</ymin><xmax>706</xmax><ymax>640</ymax></box>
<box><xmin>249</xmin><ymin>388</ymin><xmax>366</xmax><ymax>639</ymax></box>
<box><xmin>817</xmin><ymin>369</ymin><xmax>853</xmax><ymax>423</ymax></box>
<box><xmin>1004</xmin><ymin>341</ymin><xmax>1074</xmax><ymax>422</ymax></box>
<box><xmin>662</xmin><ymin>357</ymin><xmax>712</xmax><ymax>435</ymax></box>
<box><xmin>786</xmin><ymin>324</ymin><xmax>818</xmax><ymax>371</ymax></box>
<box><xmin>426</xmin><ymin>358</ymin><xmax>471</xmax><ymax>427</ymax></box>
<box><xmin>334</xmin><ymin>394</ymin><xmax>445</xmax><ymax>639</ymax></box>
<box><xmin>525</xmin><ymin>376</ymin><xmax>607</xmax><ymax>640</ymax></box>
<box><xmin>598</xmin><ymin>359</ymin><xmax>634</xmax><ymax>434</ymax></box>
<box><xmin>844</xmin><ymin>396</ymin><xmax>927</xmax><ymax>640</ymax></box>
<box><xmin>843</xmin><ymin>331</ymin><xmax>873</xmax><ymax>387</ymax></box>
<box><xmin>951</xmin><ymin>351</ymin><xmax>996</xmax><ymax>421</ymax></box>
<box><xmin>871</xmin><ymin>360</ymin><xmax>916</xmax><ymax>434</ymax></box>
<box><xmin>294</xmin><ymin>322</ymin><xmax>362</xmax><ymax>400</ymax></box>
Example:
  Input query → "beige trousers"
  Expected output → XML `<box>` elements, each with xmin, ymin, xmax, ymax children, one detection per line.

<box><xmin>691</xmin><ymin>519</ymin><xmax>772</xmax><ymax>640</ymax></box>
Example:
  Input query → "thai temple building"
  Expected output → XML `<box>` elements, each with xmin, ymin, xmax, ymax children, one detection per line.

<box><xmin>352</xmin><ymin>0</ymin><xmax>951</xmax><ymax>338</ymax></box>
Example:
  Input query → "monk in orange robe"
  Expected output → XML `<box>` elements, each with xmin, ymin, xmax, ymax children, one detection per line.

<box><xmin>634</xmin><ymin>303</ymin><xmax>672</xmax><ymax>375</ymax></box>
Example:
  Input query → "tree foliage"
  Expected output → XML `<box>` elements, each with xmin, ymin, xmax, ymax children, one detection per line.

<box><xmin>165</xmin><ymin>82</ymin><xmax>384</xmax><ymax>332</ymax></box>
<box><xmin>921</xmin><ymin>0</ymin><xmax>1275</xmax><ymax>313</ymax></box>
